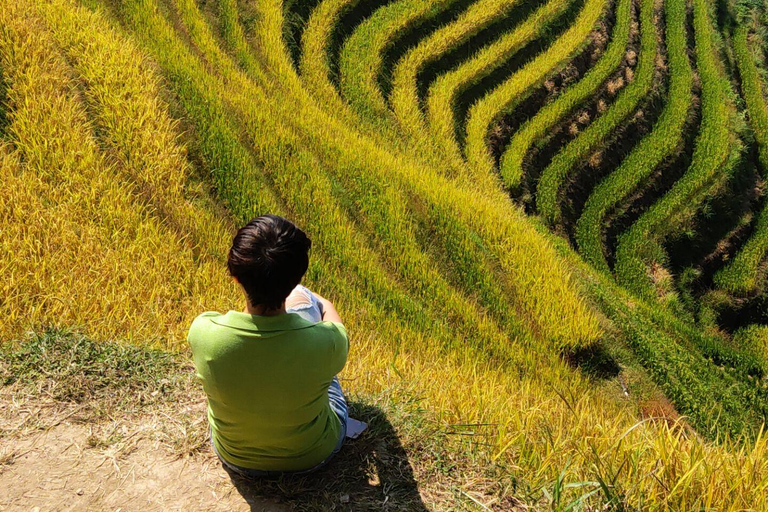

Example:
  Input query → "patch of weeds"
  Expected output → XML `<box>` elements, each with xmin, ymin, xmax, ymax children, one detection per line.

<box><xmin>0</xmin><ymin>328</ymin><xmax>194</xmax><ymax>417</ymax></box>
<box><xmin>86</xmin><ymin>428</ymin><xmax>125</xmax><ymax>449</ymax></box>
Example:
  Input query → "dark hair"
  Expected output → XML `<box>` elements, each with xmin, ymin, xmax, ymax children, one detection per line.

<box><xmin>227</xmin><ymin>215</ymin><xmax>312</xmax><ymax>310</ymax></box>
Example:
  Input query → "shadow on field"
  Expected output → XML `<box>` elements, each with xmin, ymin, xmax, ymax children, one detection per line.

<box><xmin>222</xmin><ymin>402</ymin><xmax>430</xmax><ymax>512</ymax></box>
<box><xmin>564</xmin><ymin>343</ymin><xmax>621</xmax><ymax>380</ymax></box>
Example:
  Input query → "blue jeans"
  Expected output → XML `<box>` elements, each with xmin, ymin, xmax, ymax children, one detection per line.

<box><xmin>215</xmin><ymin>286</ymin><xmax>348</xmax><ymax>478</ymax></box>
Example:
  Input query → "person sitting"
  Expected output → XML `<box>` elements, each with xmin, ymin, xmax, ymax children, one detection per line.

<box><xmin>187</xmin><ymin>214</ymin><xmax>349</xmax><ymax>477</ymax></box>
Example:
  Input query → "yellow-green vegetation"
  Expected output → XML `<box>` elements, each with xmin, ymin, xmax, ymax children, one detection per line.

<box><xmin>389</xmin><ymin>0</ymin><xmax>522</xmax><ymax>151</ymax></box>
<box><xmin>426</xmin><ymin>0</ymin><xmax>574</xmax><ymax>170</ymax></box>
<box><xmin>499</xmin><ymin>0</ymin><xmax>632</xmax><ymax>189</ymax></box>
<box><xmin>733</xmin><ymin>324</ymin><xmax>768</xmax><ymax>369</ymax></box>
<box><xmin>339</xmin><ymin>0</ymin><xmax>458</xmax><ymax>121</ymax></box>
<box><xmin>0</xmin><ymin>0</ymin><xmax>235</xmax><ymax>345</ymax></box>
<box><xmin>463</xmin><ymin>0</ymin><xmax>607</xmax><ymax>180</ymax></box>
<box><xmin>715</xmin><ymin>8</ymin><xmax>768</xmax><ymax>294</ymax></box>
<box><xmin>576</xmin><ymin>0</ymin><xmax>692</xmax><ymax>273</ymax></box>
<box><xmin>614</xmin><ymin>0</ymin><xmax>741</xmax><ymax>298</ymax></box>
<box><xmin>536</xmin><ymin>0</ymin><xmax>657</xmax><ymax>225</ymax></box>
<box><xmin>4</xmin><ymin>0</ymin><xmax>768</xmax><ymax>508</ymax></box>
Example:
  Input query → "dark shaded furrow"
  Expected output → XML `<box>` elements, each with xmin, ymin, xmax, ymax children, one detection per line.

<box><xmin>284</xmin><ymin>0</ymin><xmax>325</xmax><ymax>66</ymax></box>
<box><xmin>377</xmin><ymin>0</ymin><xmax>479</xmax><ymax>99</ymax></box>
<box><xmin>453</xmin><ymin>0</ymin><xmax>588</xmax><ymax>147</ymax></box>
<box><xmin>415</xmin><ymin>0</ymin><xmax>549</xmax><ymax>108</ymax></box>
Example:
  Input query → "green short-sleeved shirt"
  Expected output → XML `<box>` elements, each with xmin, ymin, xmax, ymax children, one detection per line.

<box><xmin>187</xmin><ymin>310</ymin><xmax>348</xmax><ymax>471</ymax></box>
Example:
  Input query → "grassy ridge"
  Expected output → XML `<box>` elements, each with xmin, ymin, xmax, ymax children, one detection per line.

<box><xmin>576</xmin><ymin>0</ymin><xmax>693</xmax><ymax>273</ymax></box>
<box><xmin>339</xmin><ymin>0</ymin><xmax>458</xmax><ymax>121</ymax></box>
<box><xmin>389</xmin><ymin>0</ymin><xmax>521</xmax><ymax>148</ymax></box>
<box><xmin>300</xmin><ymin>0</ymin><xmax>362</xmax><ymax>116</ymax></box>
<box><xmin>498</xmin><ymin>0</ymin><xmax>632</xmax><ymax>190</ymax></box>
<box><xmin>463</xmin><ymin>0</ymin><xmax>607</xmax><ymax>180</ymax></box>
<box><xmin>614</xmin><ymin>0</ymin><xmax>741</xmax><ymax>298</ymax></box>
<box><xmin>426</xmin><ymin>0</ymin><xmax>573</xmax><ymax>169</ymax></box>
<box><xmin>536</xmin><ymin>0</ymin><xmax>656</xmax><ymax>225</ymax></box>
<box><xmin>714</xmin><ymin>21</ymin><xmax>768</xmax><ymax>293</ymax></box>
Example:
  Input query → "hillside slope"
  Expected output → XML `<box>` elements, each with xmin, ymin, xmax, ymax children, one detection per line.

<box><xmin>1</xmin><ymin>0</ymin><xmax>768</xmax><ymax>508</ymax></box>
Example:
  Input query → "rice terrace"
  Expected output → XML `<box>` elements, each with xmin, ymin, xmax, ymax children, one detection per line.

<box><xmin>3</xmin><ymin>0</ymin><xmax>768</xmax><ymax>508</ymax></box>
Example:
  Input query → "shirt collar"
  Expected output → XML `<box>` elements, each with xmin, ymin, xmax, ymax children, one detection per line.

<box><xmin>211</xmin><ymin>310</ymin><xmax>315</xmax><ymax>332</ymax></box>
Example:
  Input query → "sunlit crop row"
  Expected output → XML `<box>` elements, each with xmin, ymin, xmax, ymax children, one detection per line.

<box><xmin>463</xmin><ymin>0</ymin><xmax>607</xmax><ymax>181</ymax></box>
<box><xmin>536</xmin><ymin>0</ymin><xmax>656</xmax><ymax>225</ymax></box>
<box><xmin>340</xmin><ymin>0</ymin><xmax>458</xmax><ymax>121</ymax></box>
<box><xmin>576</xmin><ymin>0</ymin><xmax>692</xmax><ymax>273</ymax></box>
<box><xmin>714</xmin><ymin>20</ymin><xmax>768</xmax><ymax>293</ymax></box>
<box><xmin>426</xmin><ymin>0</ymin><xmax>573</xmax><ymax>170</ymax></box>
<box><xmin>389</xmin><ymin>0</ymin><xmax>522</xmax><ymax>155</ymax></box>
<box><xmin>499</xmin><ymin>0</ymin><xmax>632</xmax><ymax>190</ymax></box>
<box><xmin>614</xmin><ymin>0</ymin><xmax>740</xmax><ymax>298</ymax></box>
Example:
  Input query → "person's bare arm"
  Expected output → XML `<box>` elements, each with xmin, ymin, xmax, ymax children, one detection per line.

<box><xmin>312</xmin><ymin>292</ymin><xmax>343</xmax><ymax>324</ymax></box>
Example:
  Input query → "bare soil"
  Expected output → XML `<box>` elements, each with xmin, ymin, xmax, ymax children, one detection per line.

<box><xmin>0</xmin><ymin>396</ymin><xmax>287</xmax><ymax>512</ymax></box>
<box><xmin>0</xmin><ymin>331</ymin><xmax>523</xmax><ymax>511</ymax></box>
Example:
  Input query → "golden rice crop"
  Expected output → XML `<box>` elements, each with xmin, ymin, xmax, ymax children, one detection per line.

<box><xmin>0</xmin><ymin>0</ymin><xmax>237</xmax><ymax>345</ymax></box>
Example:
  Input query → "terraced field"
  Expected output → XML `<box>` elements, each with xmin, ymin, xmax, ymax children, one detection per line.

<box><xmin>3</xmin><ymin>0</ymin><xmax>768</xmax><ymax>507</ymax></box>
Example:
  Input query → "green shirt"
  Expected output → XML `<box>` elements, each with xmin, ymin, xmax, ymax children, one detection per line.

<box><xmin>187</xmin><ymin>310</ymin><xmax>348</xmax><ymax>471</ymax></box>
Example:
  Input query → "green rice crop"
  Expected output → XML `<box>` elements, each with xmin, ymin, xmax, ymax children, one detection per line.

<box><xmin>714</xmin><ymin>21</ymin><xmax>768</xmax><ymax>293</ymax></box>
<box><xmin>614</xmin><ymin>0</ymin><xmax>741</xmax><ymax>298</ymax></box>
<box><xmin>536</xmin><ymin>0</ymin><xmax>656</xmax><ymax>225</ymax></box>
<box><xmin>339</xmin><ymin>0</ymin><xmax>460</xmax><ymax>121</ymax></box>
<box><xmin>389</xmin><ymin>0</ymin><xmax>522</xmax><ymax>147</ymax></box>
<box><xmin>463</xmin><ymin>0</ymin><xmax>607</xmax><ymax>180</ymax></box>
<box><xmin>576</xmin><ymin>0</ymin><xmax>692</xmax><ymax>273</ymax></box>
<box><xmin>426</xmin><ymin>0</ymin><xmax>573</xmax><ymax>169</ymax></box>
<box><xmin>498</xmin><ymin>0</ymin><xmax>631</xmax><ymax>190</ymax></box>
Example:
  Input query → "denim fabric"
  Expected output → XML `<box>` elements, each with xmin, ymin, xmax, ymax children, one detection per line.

<box><xmin>214</xmin><ymin>286</ymin><xmax>348</xmax><ymax>478</ymax></box>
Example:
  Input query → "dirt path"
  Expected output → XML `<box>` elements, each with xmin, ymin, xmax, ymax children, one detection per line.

<box><xmin>0</xmin><ymin>333</ymin><xmax>439</xmax><ymax>511</ymax></box>
<box><xmin>0</xmin><ymin>410</ymin><xmax>288</xmax><ymax>511</ymax></box>
<box><xmin>0</xmin><ymin>391</ymin><xmax>434</xmax><ymax>512</ymax></box>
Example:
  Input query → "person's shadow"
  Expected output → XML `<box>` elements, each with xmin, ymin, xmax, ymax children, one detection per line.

<box><xmin>223</xmin><ymin>401</ymin><xmax>430</xmax><ymax>511</ymax></box>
